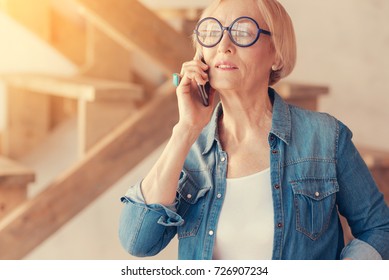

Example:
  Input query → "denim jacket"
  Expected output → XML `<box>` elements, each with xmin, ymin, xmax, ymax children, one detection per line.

<box><xmin>119</xmin><ymin>88</ymin><xmax>389</xmax><ymax>260</ymax></box>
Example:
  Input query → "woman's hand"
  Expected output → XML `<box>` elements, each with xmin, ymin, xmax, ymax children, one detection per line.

<box><xmin>141</xmin><ymin>58</ymin><xmax>216</xmax><ymax>206</ymax></box>
<box><xmin>176</xmin><ymin>57</ymin><xmax>216</xmax><ymax>133</ymax></box>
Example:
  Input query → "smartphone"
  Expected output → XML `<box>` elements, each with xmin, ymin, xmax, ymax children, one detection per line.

<box><xmin>197</xmin><ymin>57</ymin><xmax>210</xmax><ymax>107</ymax></box>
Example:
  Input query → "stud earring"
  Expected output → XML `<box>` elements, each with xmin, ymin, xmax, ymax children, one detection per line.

<box><xmin>271</xmin><ymin>65</ymin><xmax>278</xmax><ymax>71</ymax></box>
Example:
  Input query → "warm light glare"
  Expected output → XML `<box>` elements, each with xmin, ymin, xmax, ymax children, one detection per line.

<box><xmin>0</xmin><ymin>0</ymin><xmax>6</xmax><ymax>10</ymax></box>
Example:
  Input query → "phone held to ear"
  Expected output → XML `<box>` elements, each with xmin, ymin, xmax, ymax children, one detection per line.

<box><xmin>197</xmin><ymin>57</ymin><xmax>210</xmax><ymax>107</ymax></box>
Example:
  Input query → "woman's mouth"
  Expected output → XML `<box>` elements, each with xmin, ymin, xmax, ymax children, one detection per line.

<box><xmin>215</xmin><ymin>62</ymin><xmax>238</xmax><ymax>70</ymax></box>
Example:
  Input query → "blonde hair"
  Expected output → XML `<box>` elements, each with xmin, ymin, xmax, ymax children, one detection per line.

<box><xmin>193</xmin><ymin>0</ymin><xmax>296</xmax><ymax>85</ymax></box>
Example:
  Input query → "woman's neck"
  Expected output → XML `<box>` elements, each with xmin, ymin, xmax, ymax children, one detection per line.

<box><xmin>218</xmin><ymin>88</ymin><xmax>273</xmax><ymax>143</ymax></box>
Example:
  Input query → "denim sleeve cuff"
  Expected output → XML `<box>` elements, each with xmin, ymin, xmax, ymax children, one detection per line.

<box><xmin>340</xmin><ymin>239</ymin><xmax>382</xmax><ymax>260</ymax></box>
<box><xmin>122</xmin><ymin>180</ymin><xmax>177</xmax><ymax>212</ymax></box>
<box><xmin>121</xmin><ymin>195</ymin><xmax>183</xmax><ymax>227</ymax></box>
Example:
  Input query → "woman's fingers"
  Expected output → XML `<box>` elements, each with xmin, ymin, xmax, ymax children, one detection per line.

<box><xmin>181</xmin><ymin>59</ymin><xmax>209</xmax><ymax>74</ymax></box>
<box><xmin>180</xmin><ymin>60</ymin><xmax>209</xmax><ymax>85</ymax></box>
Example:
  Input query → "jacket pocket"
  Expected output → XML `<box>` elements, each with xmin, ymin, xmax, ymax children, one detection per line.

<box><xmin>176</xmin><ymin>171</ymin><xmax>211</xmax><ymax>239</ymax></box>
<box><xmin>291</xmin><ymin>179</ymin><xmax>339</xmax><ymax>240</ymax></box>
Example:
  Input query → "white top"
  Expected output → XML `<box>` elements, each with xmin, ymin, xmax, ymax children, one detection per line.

<box><xmin>212</xmin><ymin>168</ymin><xmax>274</xmax><ymax>260</ymax></box>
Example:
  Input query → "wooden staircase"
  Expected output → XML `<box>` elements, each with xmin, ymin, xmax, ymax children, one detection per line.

<box><xmin>0</xmin><ymin>0</ymin><xmax>192</xmax><ymax>259</ymax></box>
<box><xmin>0</xmin><ymin>0</ymin><xmax>387</xmax><ymax>259</ymax></box>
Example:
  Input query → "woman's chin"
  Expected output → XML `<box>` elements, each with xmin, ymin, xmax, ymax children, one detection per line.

<box><xmin>211</xmin><ymin>81</ymin><xmax>239</xmax><ymax>92</ymax></box>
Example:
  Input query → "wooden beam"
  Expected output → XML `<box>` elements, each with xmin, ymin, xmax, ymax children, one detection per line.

<box><xmin>76</xmin><ymin>0</ymin><xmax>193</xmax><ymax>76</ymax></box>
<box><xmin>0</xmin><ymin>84</ymin><xmax>178</xmax><ymax>259</ymax></box>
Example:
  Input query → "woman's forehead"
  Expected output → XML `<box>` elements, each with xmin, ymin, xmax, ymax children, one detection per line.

<box><xmin>208</xmin><ymin>0</ymin><xmax>265</xmax><ymax>26</ymax></box>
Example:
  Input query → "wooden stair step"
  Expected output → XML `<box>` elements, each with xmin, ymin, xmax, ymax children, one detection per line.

<box><xmin>0</xmin><ymin>73</ymin><xmax>145</xmax><ymax>159</ymax></box>
<box><xmin>0</xmin><ymin>73</ymin><xmax>144</xmax><ymax>101</ymax></box>
<box><xmin>0</xmin><ymin>156</ymin><xmax>35</xmax><ymax>220</ymax></box>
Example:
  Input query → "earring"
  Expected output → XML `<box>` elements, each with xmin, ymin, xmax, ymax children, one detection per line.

<box><xmin>271</xmin><ymin>65</ymin><xmax>278</xmax><ymax>71</ymax></box>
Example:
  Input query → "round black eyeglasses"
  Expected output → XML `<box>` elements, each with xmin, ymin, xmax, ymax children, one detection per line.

<box><xmin>194</xmin><ymin>16</ymin><xmax>271</xmax><ymax>48</ymax></box>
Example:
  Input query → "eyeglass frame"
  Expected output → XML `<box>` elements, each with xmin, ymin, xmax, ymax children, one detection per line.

<box><xmin>193</xmin><ymin>16</ymin><xmax>271</xmax><ymax>48</ymax></box>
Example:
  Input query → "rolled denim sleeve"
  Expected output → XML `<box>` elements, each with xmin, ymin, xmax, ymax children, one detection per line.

<box><xmin>123</xmin><ymin>180</ymin><xmax>177</xmax><ymax>212</ymax></box>
<box><xmin>341</xmin><ymin>239</ymin><xmax>382</xmax><ymax>260</ymax></box>
<box><xmin>119</xmin><ymin>181</ymin><xmax>184</xmax><ymax>257</ymax></box>
<box><xmin>336</xmin><ymin>121</ymin><xmax>389</xmax><ymax>259</ymax></box>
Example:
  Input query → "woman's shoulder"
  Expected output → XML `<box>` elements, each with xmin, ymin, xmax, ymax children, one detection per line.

<box><xmin>287</xmin><ymin>104</ymin><xmax>351</xmax><ymax>145</ymax></box>
<box><xmin>289</xmin><ymin>103</ymin><xmax>352</xmax><ymax>132</ymax></box>
<box><xmin>288</xmin><ymin>104</ymin><xmax>338</xmax><ymax>127</ymax></box>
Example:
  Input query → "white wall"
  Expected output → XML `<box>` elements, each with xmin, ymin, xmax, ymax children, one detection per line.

<box><xmin>281</xmin><ymin>0</ymin><xmax>389</xmax><ymax>150</ymax></box>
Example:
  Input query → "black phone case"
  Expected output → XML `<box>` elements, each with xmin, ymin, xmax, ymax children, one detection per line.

<box><xmin>197</xmin><ymin>83</ymin><xmax>210</xmax><ymax>106</ymax></box>
<box><xmin>198</xmin><ymin>57</ymin><xmax>210</xmax><ymax>106</ymax></box>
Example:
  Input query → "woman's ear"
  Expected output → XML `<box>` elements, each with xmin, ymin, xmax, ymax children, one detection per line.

<box><xmin>272</xmin><ymin>56</ymin><xmax>283</xmax><ymax>72</ymax></box>
<box><xmin>270</xmin><ymin>50</ymin><xmax>282</xmax><ymax>71</ymax></box>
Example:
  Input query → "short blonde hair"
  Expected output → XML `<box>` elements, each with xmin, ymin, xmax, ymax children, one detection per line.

<box><xmin>192</xmin><ymin>0</ymin><xmax>296</xmax><ymax>85</ymax></box>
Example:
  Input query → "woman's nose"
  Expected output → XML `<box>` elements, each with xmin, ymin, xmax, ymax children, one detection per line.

<box><xmin>217</xmin><ymin>30</ymin><xmax>235</xmax><ymax>54</ymax></box>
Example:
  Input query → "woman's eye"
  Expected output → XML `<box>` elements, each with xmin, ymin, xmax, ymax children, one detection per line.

<box><xmin>209</xmin><ymin>30</ymin><xmax>221</xmax><ymax>37</ymax></box>
<box><xmin>232</xmin><ymin>29</ymin><xmax>251</xmax><ymax>38</ymax></box>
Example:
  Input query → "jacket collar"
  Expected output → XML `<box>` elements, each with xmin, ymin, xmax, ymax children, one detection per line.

<box><xmin>269</xmin><ymin>87</ymin><xmax>291</xmax><ymax>145</ymax></box>
<box><xmin>202</xmin><ymin>102</ymin><xmax>223</xmax><ymax>155</ymax></box>
<box><xmin>202</xmin><ymin>87</ymin><xmax>291</xmax><ymax>155</ymax></box>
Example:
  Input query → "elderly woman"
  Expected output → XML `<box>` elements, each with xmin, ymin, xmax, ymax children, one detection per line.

<box><xmin>119</xmin><ymin>0</ymin><xmax>389</xmax><ymax>260</ymax></box>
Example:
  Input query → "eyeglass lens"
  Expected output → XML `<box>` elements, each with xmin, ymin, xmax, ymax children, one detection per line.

<box><xmin>196</xmin><ymin>17</ymin><xmax>260</xmax><ymax>47</ymax></box>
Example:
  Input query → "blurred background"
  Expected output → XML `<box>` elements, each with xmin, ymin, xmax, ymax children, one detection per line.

<box><xmin>0</xmin><ymin>0</ymin><xmax>388</xmax><ymax>260</ymax></box>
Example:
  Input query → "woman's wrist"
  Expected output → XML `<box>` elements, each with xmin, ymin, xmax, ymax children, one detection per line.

<box><xmin>173</xmin><ymin>122</ymin><xmax>203</xmax><ymax>144</ymax></box>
